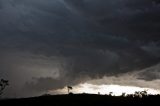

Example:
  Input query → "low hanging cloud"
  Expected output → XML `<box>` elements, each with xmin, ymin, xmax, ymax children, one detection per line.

<box><xmin>49</xmin><ymin>64</ymin><xmax>160</xmax><ymax>95</ymax></box>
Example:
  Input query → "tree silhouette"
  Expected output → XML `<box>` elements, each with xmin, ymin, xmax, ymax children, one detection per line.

<box><xmin>134</xmin><ymin>91</ymin><xmax>144</xmax><ymax>98</ymax></box>
<box><xmin>67</xmin><ymin>86</ymin><xmax>73</xmax><ymax>94</ymax></box>
<box><xmin>140</xmin><ymin>90</ymin><xmax>148</xmax><ymax>96</ymax></box>
<box><xmin>122</xmin><ymin>92</ymin><xmax>126</xmax><ymax>97</ymax></box>
<box><xmin>109</xmin><ymin>92</ymin><xmax>113</xmax><ymax>96</ymax></box>
<box><xmin>0</xmin><ymin>79</ymin><xmax>9</xmax><ymax>96</ymax></box>
<box><xmin>98</xmin><ymin>92</ymin><xmax>100</xmax><ymax>95</ymax></box>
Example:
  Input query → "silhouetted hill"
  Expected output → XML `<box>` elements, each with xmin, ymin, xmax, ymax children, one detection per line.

<box><xmin>1</xmin><ymin>94</ymin><xmax>160</xmax><ymax>106</ymax></box>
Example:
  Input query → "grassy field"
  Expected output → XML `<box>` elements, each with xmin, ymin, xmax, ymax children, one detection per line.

<box><xmin>0</xmin><ymin>94</ymin><xmax>160</xmax><ymax>106</ymax></box>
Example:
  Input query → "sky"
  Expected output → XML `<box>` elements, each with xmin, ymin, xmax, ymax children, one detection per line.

<box><xmin>0</xmin><ymin>0</ymin><xmax>160</xmax><ymax>98</ymax></box>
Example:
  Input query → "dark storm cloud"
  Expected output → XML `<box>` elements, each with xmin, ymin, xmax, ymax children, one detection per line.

<box><xmin>0</xmin><ymin>0</ymin><xmax>160</xmax><ymax>97</ymax></box>
<box><xmin>62</xmin><ymin>0</ymin><xmax>160</xmax><ymax>41</ymax></box>
<box><xmin>137</xmin><ymin>63</ymin><xmax>160</xmax><ymax>81</ymax></box>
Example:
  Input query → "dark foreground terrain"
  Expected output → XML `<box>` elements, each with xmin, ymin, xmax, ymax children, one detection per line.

<box><xmin>0</xmin><ymin>94</ymin><xmax>160</xmax><ymax>106</ymax></box>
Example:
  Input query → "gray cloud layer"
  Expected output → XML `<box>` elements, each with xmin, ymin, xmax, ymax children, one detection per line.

<box><xmin>0</xmin><ymin>0</ymin><xmax>160</xmax><ymax>97</ymax></box>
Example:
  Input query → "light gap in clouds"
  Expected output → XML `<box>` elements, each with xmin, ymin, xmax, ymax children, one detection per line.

<box><xmin>49</xmin><ymin>83</ymin><xmax>160</xmax><ymax>96</ymax></box>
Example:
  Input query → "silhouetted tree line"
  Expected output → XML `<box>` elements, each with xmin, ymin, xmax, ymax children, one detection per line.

<box><xmin>124</xmin><ymin>90</ymin><xmax>148</xmax><ymax>98</ymax></box>
<box><xmin>65</xmin><ymin>85</ymin><xmax>149</xmax><ymax>98</ymax></box>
